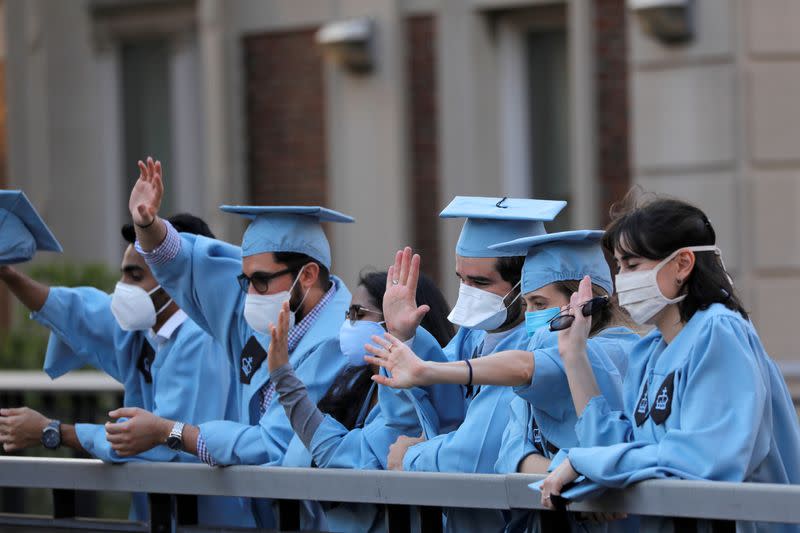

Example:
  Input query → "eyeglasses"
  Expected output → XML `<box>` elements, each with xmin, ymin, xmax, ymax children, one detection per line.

<box><xmin>345</xmin><ymin>304</ymin><xmax>383</xmax><ymax>325</ymax></box>
<box><xmin>548</xmin><ymin>295</ymin><xmax>610</xmax><ymax>332</ymax></box>
<box><xmin>237</xmin><ymin>269</ymin><xmax>293</xmax><ymax>294</ymax></box>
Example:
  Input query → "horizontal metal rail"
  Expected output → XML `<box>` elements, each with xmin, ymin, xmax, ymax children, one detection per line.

<box><xmin>0</xmin><ymin>371</ymin><xmax>123</xmax><ymax>392</ymax></box>
<box><xmin>0</xmin><ymin>457</ymin><xmax>799</xmax><ymax>524</ymax></box>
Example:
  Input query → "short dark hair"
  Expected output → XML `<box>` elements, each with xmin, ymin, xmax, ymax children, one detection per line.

<box><xmin>492</xmin><ymin>256</ymin><xmax>525</xmax><ymax>327</ymax></box>
<box><xmin>273</xmin><ymin>251</ymin><xmax>331</xmax><ymax>290</ymax></box>
<box><xmin>495</xmin><ymin>256</ymin><xmax>524</xmax><ymax>287</ymax></box>
<box><xmin>121</xmin><ymin>213</ymin><xmax>215</xmax><ymax>244</ymax></box>
<box><xmin>603</xmin><ymin>190</ymin><xmax>747</xmax><ymax>322</ymax></box>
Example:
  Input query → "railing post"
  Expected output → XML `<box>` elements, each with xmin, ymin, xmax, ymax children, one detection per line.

<box><xmin>418</xmin><ymin>505</ymin><xmax>443</xmax><ymax>533</ymax></box>
<box><xmin>276</xmin><ymin>499</ymin><xmax>300</xmax><ymax>531</ymax></box>
<box><xmin>148</xmin><ymin>493</ymin><xmax>173</xmax><ymax>533</ymax></box>
<box><xmin>52</xmin><ymin>489</ymin><xmax>76</xmax><ymax>519</ymax></box>
<box><xmin>711</xmin><ymin>519</ymin><xmax>736</xmax><ymax>533</ymax></box>
<box><xmin>540</xmin><ymin>510</ymin><xmax>571</xmax><ymax>533</ymax></box>
<box><xmin>385</xmin><ymin>504</ymin><xmax>411</xmax><ymax>533</ymax></box>
<box><xmin>175</xmin><ymin>494</ymin><xmax>198</xmax><ymax>526</ymax></box>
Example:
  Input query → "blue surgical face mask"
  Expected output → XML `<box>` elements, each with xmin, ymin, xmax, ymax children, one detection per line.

<box><xmin>524</xmin><ymin>307</ymin><xmax>561</xmax><ymax>337</ymax></box>
<box><xmin>339</xmin><ymin>320</ymin><xmax>386</xmax><ymax>367</ymax></box>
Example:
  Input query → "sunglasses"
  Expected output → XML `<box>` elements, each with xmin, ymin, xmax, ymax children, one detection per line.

<box><xmin>345</xmin><ymin>304</ymin><xmax>383</xmax><ymax>325</ymax></box>
<box><xmin>548</xmin><ymin>295</ymin><xmax>610</xmax><ymax>332</ymax></box>
<box><xmin>237</xmin><ymin>269</ymin><xmax>292</xmax><ymax>294</ymax></box>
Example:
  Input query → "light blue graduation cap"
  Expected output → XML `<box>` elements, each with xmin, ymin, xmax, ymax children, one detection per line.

<box><xmin>219</xmin><ymin>205</ymin><xmax>354</xmax><ymax>269</ymax></box>
<box><xmin>490</xmin><ymin>230</ymin><xmax>613</xmax><ymax>295</ymax></box>
<box><xmin>440</xmin><ymin>196</ymin><xmax>567</xmax><ymax>258</ymax></box>
<box><xmin>0</xmin><ymin>190</ymin><xmax>63</xmax><ymax>264</ymax></box>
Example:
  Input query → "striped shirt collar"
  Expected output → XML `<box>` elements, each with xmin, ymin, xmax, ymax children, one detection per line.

<box><xmin>287</xmin><ymin>280</ymin><xmax>337</xmax><ymax>352</ymax></box>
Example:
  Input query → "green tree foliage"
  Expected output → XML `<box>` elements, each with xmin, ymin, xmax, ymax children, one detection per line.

<box><xmin>0</xmin><ymin>262</ymin><xmax>118</xmax><ymax>370</ymax></box>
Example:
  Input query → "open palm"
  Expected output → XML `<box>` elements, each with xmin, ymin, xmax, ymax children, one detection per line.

<box><xmin>364</xmin><ymin>332</ymin><xmax>427</xmax><ymax>389</ymax></box>
<box><xmin>129</xmin><ymin>157</ymin><xmax>164</xmax><ymax>227</ymax></box>
<box><xmin>268</xmin><ymin>301</ymin><xmax>291</xmax><ymax>372</ymax></box>
<box><xmin>382</xmin><ymin>247</ymin><xmax>430</xmax><ymax>341</ymax></box>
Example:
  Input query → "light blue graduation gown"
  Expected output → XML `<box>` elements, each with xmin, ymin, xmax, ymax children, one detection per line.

<box><xmin>401</xmin><ymin>323</ymin><xmax>530</xmax><ymax>533</ymax></box>
<box><xmin>282</xmin><ymin>383</ymin><xmax>389</xmax><ymax>533</ymax></box>
<box><xmin>514</xmin><ymin>326</ymin><xmax>636</xmax><ymax>451</ymax></box>
<box><xmin>144</xmin><ymin>232</ymin><xmax>351</xmax><ymax>527</ymax></box>
<box><xmin>563</xmin><ymin>304</ymin><xmax>800</xmax><ymax>533</ymax></box>
<box><xmin>280</xmin><ymin>327</ymin><xmax>453</xmax><ymax>532</ymax></box>
<box><xmin>496</xmin><ymin>327</ymin><xmax>639</xmax><ymax>533</ymax></box>
<box><xmin>378</xmin><ymin>327</ymin><xmax>466</xmax><ymax>438</ymax></box>
<box><xmin>31</xmin><ymin>286</ymin><xmax>249</xmax><ymax>527</ymax></box>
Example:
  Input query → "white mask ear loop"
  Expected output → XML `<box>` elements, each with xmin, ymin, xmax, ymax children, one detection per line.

<box><xmin>674</xmin><ymin>245</ymin><xmax>732</xmax><ymax>285</ymax></box>
<box><xmin>503</xmin><ymin>280</ymin><xmax>523</xmax><ymax>309</ymax></box>
<box><xmin>147</xmin><ymin>285</ymin><xmax>173</xmax><ymax>316</ymax></box>
<box><xmin>289</xmin><ymin>265</ymin><xmax>311</xmax><ymax>315</ymax></box>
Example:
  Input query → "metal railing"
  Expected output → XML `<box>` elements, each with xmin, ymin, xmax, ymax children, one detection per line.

<box><xmin>1</xmin><ymin>370</ymin><xmax>800</xmax><ymax>531</ymax></box>
<box><xmin>0</xmin><ymin>371</ymin><xmax>125</xmax><ymax>518</ymax></box>
<box><xmin>0</xmin><ymin>370</ymin><xmax>123</xmax><ymax>393</ymax></box>
<box><xmin>0</xmin><ymin>456</ymin><xmax>799</xmax><ymax>532</ymax></box>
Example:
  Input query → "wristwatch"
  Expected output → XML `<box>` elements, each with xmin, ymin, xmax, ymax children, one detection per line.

<box><xmin>41</xmin><ymin>420</ymin><xmax>61</xmax><ymax>450</ymax></box>
<box><xmin>166</xmin><ymin>421</ymin><xmax>185</xmax><ymax>451</ymax></box>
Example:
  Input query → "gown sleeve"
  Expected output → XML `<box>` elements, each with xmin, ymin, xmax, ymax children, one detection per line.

<box><xmin>568</xmin><ymin>316</ymin><xmax>768</xmax><ymax>487</ymax></box>
<box><xmin>138</xmin><ymin>222</ymin><xmax>248</xmax><ymax>359</ymax></box>
<box><xmin>32</xmin><ymin>287</ymin><xmax>138</xmax><ymax>382</ymax></box>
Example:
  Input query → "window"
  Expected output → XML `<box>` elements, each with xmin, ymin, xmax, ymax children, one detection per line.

<box><xmin>526</xmin><ymin>28</ymin><xmax>571</xmax><ymax>231</ymax></box>
<box><xmin>496</xmin><ymin>2</ymin><xmax>598</xmax><ymax>230</ymax></box>
<box><xmin>120</xmin><ymin>39</ymin><xmax>173</xmax><ymax>214</ymax></box>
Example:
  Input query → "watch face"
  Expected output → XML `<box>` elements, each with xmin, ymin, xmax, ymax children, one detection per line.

<box><xmin>42</xmin><ymin>427</ymin><xmax>60</xmax><ymax>449</ymax></box>
<box><xmin>166</xmin><ymin>436</ymin><xmax>182</xmax><ymax>451</ymax></box>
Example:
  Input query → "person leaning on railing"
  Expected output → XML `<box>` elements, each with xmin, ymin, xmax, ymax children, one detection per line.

<box><xmin>115</xmin><ymin>157</ymin><xmax>355</xmax><ymax>528</ymax></box>
<box><xmin>365</xmin><ymin>230</ymin><xmax>638</xmax><ymax>531</ymax></box>
<box><xmin>0</xmin><ymin>192</ymin><xmax>248</xmax><ymax>527</ymax></box>
<box><xmin>537</xmin><ymin>193</ymin><xmax>800</xmax><ymax>532</ymax></box>
<box><xmin>270</xmin><ymin>269</ymin><xmax>459</xmax><ymax>532</ymax></box>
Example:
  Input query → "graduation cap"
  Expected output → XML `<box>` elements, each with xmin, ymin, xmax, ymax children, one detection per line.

<box><xmin>490</xmin><ymin>230</ymin><xmax>613</xmax><ymax>295</ymax></box>
<box><xmin>439</xmin><ymin>196</ymin><xmax>567</xmax><ymax>258</ymax></box>
<box><xmin>0</xmin><ymin>190</ymin><xmax>63</xmax><ymax>265</ymax></box>
<box><xmin>220</xmin><ymin>205</ymin><xmax>355</xmax><ymax>269</ymax></box>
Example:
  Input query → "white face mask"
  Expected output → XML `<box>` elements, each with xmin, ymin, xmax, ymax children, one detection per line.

<box><xmin>111</xmin><ymin>282</ymin><xmax>173</xmax><ymax>331</ymax></box>
<box><xmin>447</xmin><ymin>281</ymin><xmax>521</xmax><ymax>331</ymax></box>
<box><xmin>615</xmin><ymin>245</ymin><xmax>721</xmax><ymax>325</ymax></box>
<box><xmin>243</xmin><ymin>266</ymin><xmax>309</xmax><ymax>335</ymax></box>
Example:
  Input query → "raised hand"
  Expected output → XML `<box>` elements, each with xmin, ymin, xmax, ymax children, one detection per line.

<box><xmin>129</xmin><ymin>157</ymin><xmax>164</xmax><ymax>227</ymax></box>
<box><xmin>558</xmin><ymin>275</ymin><xmax>594</xmax><ymax>360</ymax></box>
<box><xmin>268</xmin><ymin>301</ymin><xmax>291</xmax><ymax>372</ymax></box>
<box><xmin>382</xmin><ymin>247</ymin><xmax>430</xmax><ymax>341</ymax></box>
<box><xmin>364</xmin><ymin>332</ymin><xmax>429</xmax><ymax>389</ymax></box>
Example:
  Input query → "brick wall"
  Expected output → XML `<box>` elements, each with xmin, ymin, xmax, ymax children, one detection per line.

<box><xmin>243</xmin><ymin>29</ymin><xmax>327</xmax><ymax>207</ymax></box>
<box><xmin>594</xmin><ymin>0</ymin><xmax>631</xmax><ymax>223</ymax></box>
<box><xmin>407</xmin><ymin>15</ymin><xmax>442</xmax><ymax>285</ymax></box>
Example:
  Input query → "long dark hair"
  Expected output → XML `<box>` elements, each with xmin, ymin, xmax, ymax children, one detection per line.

<box><xmin>602</xmin><ymin>191</ymin><xmax>747</xmax><ymax>322</ymax></box>
<box><xmin>317</xmin><ymin>270</ymin><xmax>455</xmax><ymax>430</ymax></box>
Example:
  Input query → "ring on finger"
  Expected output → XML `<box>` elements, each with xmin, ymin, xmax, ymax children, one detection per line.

<box><xmin>392</xmin><ymin>279</ymin><xmax>400</xmax><ymax>285</ymax></box>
